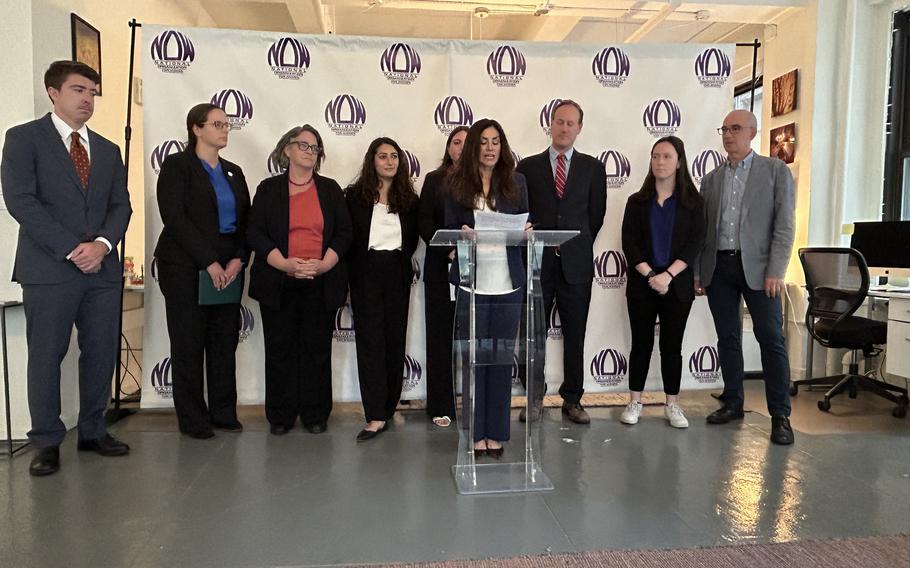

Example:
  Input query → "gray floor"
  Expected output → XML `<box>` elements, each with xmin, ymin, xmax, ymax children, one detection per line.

<box><xmin>2</xmin><ymin>382</ymin><xmax>909</xmax><ymax>568</ymax></box>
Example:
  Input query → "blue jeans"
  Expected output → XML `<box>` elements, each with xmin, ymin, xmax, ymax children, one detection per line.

<box><xmin>706</xmin><ymin>254</ymin><xmax>791</xmax><ymax>417</ymax></box>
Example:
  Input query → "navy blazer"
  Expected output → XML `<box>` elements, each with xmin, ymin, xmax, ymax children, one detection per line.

<box><xmin>621</xmin><ymin>193</ymin><xmax>706</xmax><ymax>302</ymax></box>
<box><xmin>345</xmin><ymin>184</ymin><xmax>419</xmax><ymax>291</ymax></box>
<box><xmin>1</xmin><ymin>113</ymin><xmax>132</xmax><ymax>284</ymax></box>
<box><xmin>443</xmin><ymin>172</ymin><xmax>530</xmax><ymax>290</ymax></box>
<box><xmin>516</xmin><ymin>149</ymin><xmax>606</xmax><ymax>285</ymax></box>
<box><xmin>154</xmin><ymin>149</ymin><xmax>251</xmax><ymax>269</ymax></box>
<box><xmin>246</xmin><ymin>172</ymin><xmax>353</xmax><ymax>311</ymax></box>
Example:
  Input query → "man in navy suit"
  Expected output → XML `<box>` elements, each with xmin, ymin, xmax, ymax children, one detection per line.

<box><xmin>1</xmin><ymin>61</ymin><xmax>133</xmax><ymax>476</ymax></box>
<box><xmin>517</xmin><ymin>100</ymin><xmax>607</xmax><ymax>424</ymax></box>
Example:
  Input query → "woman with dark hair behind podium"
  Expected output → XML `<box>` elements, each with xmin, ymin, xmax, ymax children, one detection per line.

<box><xmin>418</xmin><ymin>126</ymin><xmax>468</xmax><ymax>428</ymax></box>
<box><xmin>444</xmin><ymin>119</ymin><xmax>530</xmax><ymax>459</ymax></box>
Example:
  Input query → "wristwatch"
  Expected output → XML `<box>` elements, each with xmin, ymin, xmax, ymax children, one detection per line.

<box><xmin>646</xmin><ymin>270</ymin><xmax>657</xmax><ymax>279</ymax></box>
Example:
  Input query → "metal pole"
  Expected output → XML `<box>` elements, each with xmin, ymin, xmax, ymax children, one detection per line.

<box><xmin>106</xmin><ymin>18</ymin><xmax>141</xmax><ymax>424</ymax></box>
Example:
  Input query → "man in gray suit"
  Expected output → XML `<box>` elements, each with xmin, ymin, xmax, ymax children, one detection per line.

<box><xmin>695</xmin><ymin>109</ymin><xmax>795</xmax><ymax>445</ymax></box>
<box><xmin>1</xmin><ymin>61</ymin><xmax>132</xmax><ymax>475</ymax></box>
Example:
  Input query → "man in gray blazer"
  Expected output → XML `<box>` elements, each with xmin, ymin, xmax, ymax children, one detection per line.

<box><xmin>695</xmin><ymin>110</ymin><xmax>795</xmax><ymax>445</ymax></box>
<box><xmin>1</xmin><ymin>61</ymin><xmax>132</xmax><ymax>475</ymax></box>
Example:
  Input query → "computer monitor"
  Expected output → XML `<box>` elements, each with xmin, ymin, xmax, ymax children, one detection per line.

<box><xmin>850</xmin><ymin>221</ymin><xmax>910</xmax><ymax>279</ymax></box>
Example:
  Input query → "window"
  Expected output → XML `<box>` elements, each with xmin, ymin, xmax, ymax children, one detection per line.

<box><xmin>734</xmin><ymin>79</ymin><xmax>763</xmax><ymax>155</ymax></box>
<box><xmin>884</xmin><ymin>10</ymin><xmax>910</xmax><ymax>221</ymax></box>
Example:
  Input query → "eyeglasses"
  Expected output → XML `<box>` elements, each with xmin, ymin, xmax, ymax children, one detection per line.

<box><xmin>203</xmin><ymin>121</ymin><xmax>231</xmax><ymax>130</ymax></box>
<box><xmin>717</xmin><ymin>125</ymin><xmax>745</xmax><ymax>135</ymax></box>
<box><xmin>287</xmin><ymin>141</ymin><xmax>321</xmax><ymax>153</ymax></box>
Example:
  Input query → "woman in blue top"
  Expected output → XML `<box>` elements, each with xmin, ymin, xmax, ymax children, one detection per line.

<box><xmin>155</xmin><ymin>103</ymin><xmax>251</xmax><ymax>439</ymax></box>
<box><xmin>619</xmin><ymin>136</ymin><xmax>706</xmax><ymax>429</ymax></box>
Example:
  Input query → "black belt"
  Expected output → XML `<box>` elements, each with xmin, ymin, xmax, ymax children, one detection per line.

<box><xmin>717</xmin><ymin>250</ymin><xmax>741</xmax><ymax>256</ymax></box>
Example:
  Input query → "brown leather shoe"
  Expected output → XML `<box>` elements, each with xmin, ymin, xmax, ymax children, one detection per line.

<box><xmin>561</xmin><ymin>402</ymin><xmax>590</xmax><ymax>424</ymax></box>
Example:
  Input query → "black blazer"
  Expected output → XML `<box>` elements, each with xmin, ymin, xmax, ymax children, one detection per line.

<box><xmin>345</xmin><ymin>184</ymin><xmax>419</xmax><ymax>291</ymax></box>
<box><xmin>154</xmin><ymin>149</ymin><xmax>250</xmax><ymax>268</ymax></box>
<box><xmin>246</xmin><ymin>172</ymin><xmax>352</xmax><ymax>310</ymax></box>
<box><xmin>621</xmin><ymin>193</ymin><xmax>706</xmax><ymax>302</ymax></box>
<box><xmin>417</xmin><ymin>168</ymin><xmax>453</xmax><ymax>284</ymax></box>
<box><xmin>443</xmin><ymin>173</ymin><xmax>530</xmax><ymax>290</ymax></box>
<box><xmin>516</xmin><ymin>149</ymin><xmax>607</xmax><ymax>285</ymax></box>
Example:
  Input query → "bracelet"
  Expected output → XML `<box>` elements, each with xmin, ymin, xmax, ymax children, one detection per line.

<box><xmin>646</xmin><ymin>270</ymin><xmax>657</xmax><ymax>279</ymax></box>
<box><xmin>666</xmin><ymin>270</ymin><xmax>676</xmax><ymax>279</ymax></box>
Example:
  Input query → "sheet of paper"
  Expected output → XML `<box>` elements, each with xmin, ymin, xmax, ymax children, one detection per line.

<box><xmin>473</xmin><ymin>210</ymin><xmax>528</xmax><ymax>231</ymax></box>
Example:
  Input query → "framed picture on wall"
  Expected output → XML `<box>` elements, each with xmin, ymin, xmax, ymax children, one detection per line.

<box><xmin>771</xmin><ymin>69</ymin><xmax>797</xmax><ymax>116</ymax></box>
<box><xmin>70</xmin><ymin>13</ymin><xmax>102</xmax><ymax>95</ymax></box>
<box><xmin>770</xmin><ymin>122</ymin><xmax>797</xmax><ymax>164</ymax></box>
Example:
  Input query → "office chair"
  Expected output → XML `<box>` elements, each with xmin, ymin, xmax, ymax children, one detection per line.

<box><xmin>791</xmin><ymin>247</ymin><xmax>908</xmax><ymax>418</ymax></box>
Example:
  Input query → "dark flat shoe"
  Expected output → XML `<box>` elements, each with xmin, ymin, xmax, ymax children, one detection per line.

<box><xmin>77</xmin><ymin>434</ymin><xmax>130</xmax><ymax>456</ymax></box>
<box><xmin>182</xmin><ymin>428</ymin><xmax>215</xmax><ymax>439</ymax></box>
<box><xmin>356</xmin><ymin>422</ymin><xmax>388</xmax><ymax>443</ymax></box>
<box><xmin>487</xmin><ymin>446</ymin><xmax>504</xmax><ymax>460</ymax></box>
<box><xmin>304</xmin><ymin>422</ymin><xmax>327</xmax><ymax>434</ymax></box>
<box><xmin>270</xmin><ymin>424</ymin><xmax>292</xmax><ymax>436</ymax></box>
<box><xmin>29</xmin><ymin>446</ymin><xmax>60</xmax><ymax>477</ymax></box>
<box><xmin>212</xmin><ymin>420</ymin><xmax>243</xmax><ymax>432</ymax></box>
<box><xmin>472</xmin><ymin>447</ymin><xmax>488</xmax><ymax>457</ymax></box>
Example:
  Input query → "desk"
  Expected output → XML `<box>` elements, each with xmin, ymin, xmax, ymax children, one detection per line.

<box><xmin>871</xmin><ymin>290</ymin><xmax>910</xmax><ymax>379</ymax></box>
<box><xmin>1</xmin><ymin>300</ymin><xmax>28</xmax><ymax>456</ymax></box>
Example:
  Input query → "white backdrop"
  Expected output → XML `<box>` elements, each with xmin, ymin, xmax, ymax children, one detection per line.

<box><xmin>141</xmin><ymin>26</ymin><xmax>734</xmax><ymax>408</ymax></box>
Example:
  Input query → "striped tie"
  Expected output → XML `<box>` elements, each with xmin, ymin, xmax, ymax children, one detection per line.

<box><xmin>555</xmin><ymin>152</ymin><xmax>566</xmax><ymax>199</ymax></box>
<box><xmin>70</xmin><ymin>132</ymin><xmax>90</xmax><ymax>190</ymax></box>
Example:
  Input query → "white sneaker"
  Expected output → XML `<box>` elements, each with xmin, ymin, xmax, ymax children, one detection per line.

<box><xmin>664</xmin><ymin>402</ymin><xmax>689</xmax><ymax>428</ymax></box>
<box><xmin>620</xmin><ymin>401</ymin><xmax>643</xmax><ymax>425</ymax></box>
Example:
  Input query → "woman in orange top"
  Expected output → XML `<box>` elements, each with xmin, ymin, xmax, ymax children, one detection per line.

<box><xmin>247</xmin><ymin>125</ymin><xmax>352</xmax><ymax>435</ymax></box>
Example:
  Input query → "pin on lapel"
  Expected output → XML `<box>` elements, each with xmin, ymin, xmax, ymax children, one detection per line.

<box><xmin>227</xmin><ymin>171</ymin><xmax>233</xmax><ymax>177</ymax></box>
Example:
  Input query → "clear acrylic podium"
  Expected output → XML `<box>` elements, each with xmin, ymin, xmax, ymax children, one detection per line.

<box><xmin>430</xmin><ymin>228</ymin><xmax>578</xmax><ymax>495</ymax></box>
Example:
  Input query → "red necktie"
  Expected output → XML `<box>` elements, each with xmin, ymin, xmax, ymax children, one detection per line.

<box><xmin>555</xmin><ymin>153</ymin><xmax>566</xmax><ymax>199</ymax></box>
<box><xmin>70</xmin><ymin>132</ymin><xmax>90</xmax><ymax>190</ymax></box>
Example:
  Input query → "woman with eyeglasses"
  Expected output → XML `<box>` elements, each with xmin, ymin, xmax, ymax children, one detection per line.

<box><xmin>346</xmin><ymin>137</ymin><xmax>419</xmax><ymax>442</ymax></box>
<box><xmin>155</xmin><ymin>103</ymin><xmax>251</xmax><ymax>439</ymax></box>
<box><xmin>247</xmin><ymin>125</ymin><xmax>352</xmax><ymax>435</ymax></box>
<box><xmin>417</xmin><ymin>125</ymin><xmax>468</xmax><ymax>428</ymax></box>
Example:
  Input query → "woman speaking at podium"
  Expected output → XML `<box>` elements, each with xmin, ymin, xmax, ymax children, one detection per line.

<box><xmin>444</xmin><ymin>119</ymin><xmax>530</xmax><ymax>459</ymax></box>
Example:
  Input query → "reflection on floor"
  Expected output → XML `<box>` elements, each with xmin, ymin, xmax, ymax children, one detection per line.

<box><xmin>1</xmin><ymin>382</ymin><xmax>908</xmax><ymax>568</ymax></box>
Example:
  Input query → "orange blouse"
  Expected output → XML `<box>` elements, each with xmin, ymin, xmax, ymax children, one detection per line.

<box><xmin>288</xmin><ymin>186</ymin><xmax>324</xmax><ymax>260</ymax></box>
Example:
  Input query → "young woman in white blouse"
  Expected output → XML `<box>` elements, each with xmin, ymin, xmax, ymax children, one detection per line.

<box><xmin>345</xmin><ymin>137</ymin><xmax>419</xmax><ymax>442</ymax></box>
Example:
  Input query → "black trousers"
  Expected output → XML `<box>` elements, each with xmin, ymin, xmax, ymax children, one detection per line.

<box><xmin>626</xmin><ymin>292</ymin><xmax>694</xmax><ymax>395</ymax></box>
<box><xmin>424</xmin><ymin>280</ymin><xmax>455</xmax><ymax>418</ymax></box>
<box><xmin>23</xmin><ymin>276</ymin><xmax>120</xmax><ymax>448</ymax></box>
<box><xmin>159</xmin><ymin>235</ymin><xmax>241</xmax><ymax>434</ymax></box>
<box><xmin>542</xmin><ymin>256</ymin><xmax>592</xmax><ymax>404</ymax></box>
<box><xmin>350</xmin><ymin>250</ymin><xmax>410</xmax><ymax>422</ymax></box>
<box><xmin>259</xmin><ymin>278</ymin><xmax>334</xmax><ymax>428</ymax></box>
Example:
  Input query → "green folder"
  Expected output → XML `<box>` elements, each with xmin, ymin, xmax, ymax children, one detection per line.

<box><xmin>198</xmin><ymin>270</ymin><xmax>244</xmax><ymax>305</ymax></box>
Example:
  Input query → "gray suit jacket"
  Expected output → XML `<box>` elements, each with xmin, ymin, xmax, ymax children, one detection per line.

<box><xmin>1</xmin><ymin>113</ymin><xmax>132</xmax><ymax>284</ymax></box>
<box><xmin>696</xmin><ymin>153</ymin><xmax>794</xmax><ymax>290</ymax></box>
